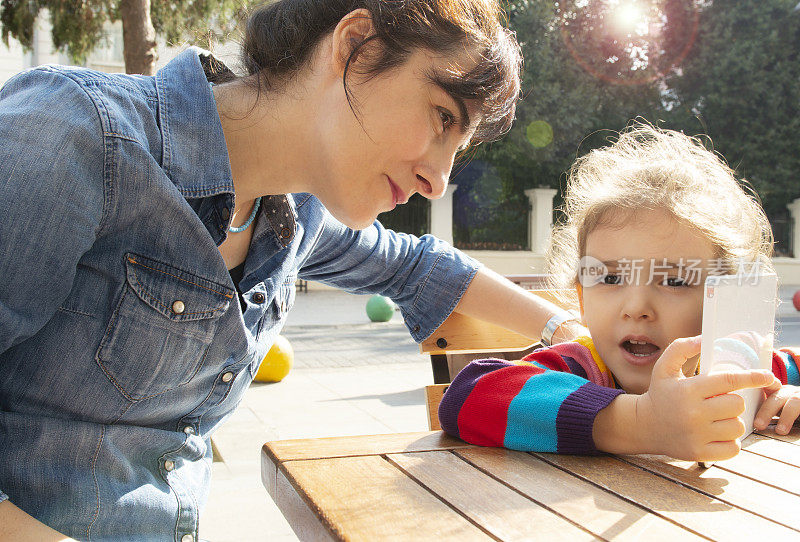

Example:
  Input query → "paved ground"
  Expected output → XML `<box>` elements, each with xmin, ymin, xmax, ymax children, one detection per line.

<box><xmin>200</xmin><ymin>284</ymin><xmax>800</xmax><ymax>541</ymax></box>
<box><xmin>200</xmin><ymin>290</ymin><xmax>431</xmax><ymax>541</ymax></box>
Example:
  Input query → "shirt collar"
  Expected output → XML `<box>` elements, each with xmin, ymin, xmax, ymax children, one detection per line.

<box><xmin>155</xmin><ymin>48</ymin><xmax>298</xmax><ymax>249</ymax></box>
<box><xmin>155</xmin><ymin>47</ymin><xmax>234</xmax><ymax>199</ymax></box>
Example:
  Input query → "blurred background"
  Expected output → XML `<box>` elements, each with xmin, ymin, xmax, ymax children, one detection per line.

<box><xmin>2</xmin><ymin>0</ymin><xmax>799</xmax><ymax>263</ymax></box>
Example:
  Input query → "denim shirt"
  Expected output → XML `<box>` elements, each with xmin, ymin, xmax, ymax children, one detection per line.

<box><xmin>0</xmin><ymin>48</ymin><xmax>480</xmax><ymax>541</ymax></box>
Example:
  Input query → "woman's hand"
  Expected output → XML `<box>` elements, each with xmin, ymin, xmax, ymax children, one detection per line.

<box><xmin>754</xmin><ymin>382</ymin><xmax>800</xmax><ymax>435</ymax></box>
<box><xmin>636</xmin><ymin>336</ymin><xmax>776</xmax><ymax>461</ymax></box>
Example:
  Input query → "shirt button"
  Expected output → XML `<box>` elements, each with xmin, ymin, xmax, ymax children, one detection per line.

<box><xmin>221</xmin><ymin>372</ymin><xmax>234</xmax><ymax>383</ymax></box>
<box><xmin>183</xmin><ymin>425</ymin><xmax>195</xmax><ymax>435</ymax></box>
<box><xmin>172</xmin><ymin>300</ymin><xmax>185</xmax><ymax>314</ymax></box>
<box><xmin>181</xmin><ymin>535</ymin><xmax>194</xmax><ymax>542</ymax></box>
<box><xmin>221</xmin><ymin>207</ymin><xmax>230</xmax><ymax>221</ymax></box>
<box><xmin>253</xmin><ymin>292</ymin><xmax>265</xmax><ymax>304</ymax></box>
<box><xmin>164</xmin><ymin>459</ymin><xmax>175</xmax><ymax>472</ymax></box>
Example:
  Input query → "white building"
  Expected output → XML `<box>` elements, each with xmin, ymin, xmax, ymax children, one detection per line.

<box><xmin>0</xmin><ymin>11</ymin><xmax>238</xmax><ymax>86</ymax></box>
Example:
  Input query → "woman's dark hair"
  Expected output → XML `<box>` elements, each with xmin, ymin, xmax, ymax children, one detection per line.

<box><xmin>239</xmin><ymin>0</ymin><xmax>522</xmax><ymax>143</ymax></box>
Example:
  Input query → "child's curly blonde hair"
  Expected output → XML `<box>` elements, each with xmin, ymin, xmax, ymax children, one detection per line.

<box><xmin>547</xmin><ymin>123</ymin><xmax>774</xmax><ymax>291</ymax></box>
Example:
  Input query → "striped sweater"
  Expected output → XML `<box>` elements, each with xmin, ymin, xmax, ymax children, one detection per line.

<box><xmin>439</xmin><ymin>336</ymin><xmax>800</xmax><ymax>455</ymax></box>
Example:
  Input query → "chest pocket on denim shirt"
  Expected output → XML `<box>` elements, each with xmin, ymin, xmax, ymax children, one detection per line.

<box><xmin>96</xmin><ymin>253</ymin><xmax>234</xmax><ymax>401</ymax></box>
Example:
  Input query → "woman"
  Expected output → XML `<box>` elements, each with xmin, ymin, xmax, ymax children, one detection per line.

<box><xmin>0</xmin><ymin>1</ymin><xmax>582</xmax><ymax>539</ymax></box>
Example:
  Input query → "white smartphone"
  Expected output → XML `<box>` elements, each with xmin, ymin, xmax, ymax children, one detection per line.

<box><xmin>697</xmin><ymin>273</ymin><xmax>778</xmax><ymax>468</ymax></box>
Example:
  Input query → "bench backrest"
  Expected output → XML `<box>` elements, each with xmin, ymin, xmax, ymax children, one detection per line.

<box><xmin>422</xmin><ymin>288</ymin><xmax>579</xmax><ymax>429</ymax></box>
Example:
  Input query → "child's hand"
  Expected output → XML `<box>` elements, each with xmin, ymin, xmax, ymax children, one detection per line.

<box><xmin>637</xmin><ymin>336</ymin><xmax>776</xmax><ymax>461</ymax></box>
<box><xmin>754</xmin><ymin>382</ymin><xmax>800</xmax><ymax>435</ymax></box>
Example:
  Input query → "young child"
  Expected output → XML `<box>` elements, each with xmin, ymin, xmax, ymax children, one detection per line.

<box><xmin>439</xmin><ymin>125</ymin><xmax>800</xmax><ymax>462</ymax></box>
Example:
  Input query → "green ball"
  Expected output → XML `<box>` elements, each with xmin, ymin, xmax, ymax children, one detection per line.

<box><xmin>366</xmin><ymin>295</ymin><xmax>395</xmax><ymax>322</ymax></box>
<box><xmin>526</xmin><ymin>120</ymin><xmax>554</xmax><ymax>148</ymax></box>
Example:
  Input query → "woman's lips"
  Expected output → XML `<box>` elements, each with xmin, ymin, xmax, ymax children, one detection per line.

<box><xmin>387</xmin><ymin>177</ymin><xmax>407</xmax><ymax>209</ymax></box>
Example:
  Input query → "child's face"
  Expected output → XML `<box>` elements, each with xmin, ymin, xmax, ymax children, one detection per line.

<box><xmin>578</xmin><ymin>209</ymin><xmax>716</xmax><ymax>394</ymax></box>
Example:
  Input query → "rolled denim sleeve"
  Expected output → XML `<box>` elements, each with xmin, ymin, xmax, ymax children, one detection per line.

<box><xmin>0</xmin><ymin>69</ymin><xmax>106</xmax><ymax>354</ymax></box>
<box><xmin>299</xmin><ymin>208</ymin><xmax>481</xmax><ymax>342</ymax></box>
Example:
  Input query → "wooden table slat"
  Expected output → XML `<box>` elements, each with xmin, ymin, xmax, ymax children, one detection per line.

<box><xmin>389</xmin><ymin>451</ymin><xmax>599</xmax><ymax>542</ymax></box>
<box><xmin>275</xmin><ymin>466</ymin><xmax>336</xmax><ymax>542</ymax></box>
<box><xmin>712</xmin><ymin>447</ymin><xmax>800</xmax><ymax>497</ymax></box>
<box><xmin>263</xmin><ymin>431</ymin><xmax>469</xmax><ymax>463</ymax></box>
<box><xmin>538</xmin><ymin>453</ymin><xmax>800</xmax><ymax>540</ymax></box>
<box><xmin>455</xmin><ymin>448</ymin><xmax>705</xmax><ymax>542</ymax></box>
<box><xmin>742</xmin><ymin>430</ymin><xmax>800</xmax><ymax>465</ymax></box>
<box><xmin>754</xmin><ymin>424</ymin><xmax>800</xmax><ymax>445</ymax></box>
<box><xmin>281</xmin><ymin>454</ymin><xmax>493</xmax><ymax>541</ymax></box>
<box><xmin>620</xmin><ymin>453</ymin><xmax>800</xmax><ymax>532</ymax></box>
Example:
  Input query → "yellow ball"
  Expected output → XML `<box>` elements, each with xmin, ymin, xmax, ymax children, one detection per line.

<box><xmin>255</xmin><ymin>335</ymin><xmax>294</xmax><ymax>382</ymax></box>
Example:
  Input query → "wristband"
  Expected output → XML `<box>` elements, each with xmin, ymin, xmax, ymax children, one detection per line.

<box><xmin>541</xmin><ymin>311</ymin><xmax>580</xmax><ymax>346</ymax></box>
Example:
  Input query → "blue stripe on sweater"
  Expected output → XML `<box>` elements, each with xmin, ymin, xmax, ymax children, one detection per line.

<box><xmin>787</xmin><ymin>354</ymin><xmax>800</xmax><ymax>385</ymax></box>
<box><xmin>504</xmin><ymin>371</ymin><xmax>586</xmax><ymax>452</ymax></box>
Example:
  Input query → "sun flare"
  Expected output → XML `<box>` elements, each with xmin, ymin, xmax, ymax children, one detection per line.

<box><xmin>612</xmin><ymin>2</ymin><xmax>646</xmax><ymax>34</ymax></box>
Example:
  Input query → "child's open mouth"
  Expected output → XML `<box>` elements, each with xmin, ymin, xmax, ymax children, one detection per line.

<box><xmin>620</xmin><ymin>339</ymin><xmax>661</xmax><ymax>365</ymax></box>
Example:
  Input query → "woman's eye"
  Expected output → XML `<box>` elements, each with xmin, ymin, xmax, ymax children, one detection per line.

<box><xmin>665</xmin><ymin>277</ymin><xmax>687</xmax><ymax>287</ymax></box>
<box><xmin>438</xmin><ymin>108</ymin><xmax>455</xmax><ymax>130</ymax></box>
<box><xmin>603</xmin><ymin>274</ymin><xmax>622</xmax><ymax>285</ymax></box>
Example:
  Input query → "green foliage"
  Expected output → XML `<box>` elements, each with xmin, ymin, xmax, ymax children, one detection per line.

<box><xmin>1</xmin><ymin>0</ymin><xmax>255</xmax><ymax>64</ymax></box>
<box><xmin>459</xmin><ymin>0</ymin><xmax>800</xmax><ymax>251</ymax></box>
<box><xmin>662</xmin><ymin>0</ymin><xmax>800</xmax><ymax>253</ymax></box>
<box><xmin>452</xmin><ymin>0</ymin><xmax>667</xmax><ymax>248</ymax></box>
<box><xmin>151</xmin><ymin>0</ymin><xmax>255</xmax><ymax>49</ymax></box>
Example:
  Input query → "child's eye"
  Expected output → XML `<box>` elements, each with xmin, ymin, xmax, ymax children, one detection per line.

<box><xmin>665</xmin><ymin>277</ymin><xmax>687</xmax><ymax>287</ymax></box>
<box><xmin>603</xmin><ymin>274</ymin><xmax>622</xmax><ymax>285</ymax></box>
<box><xmin>438</xmin><ymin>108</ymin><xmax>456</xmax><ymax>130</ymax></box>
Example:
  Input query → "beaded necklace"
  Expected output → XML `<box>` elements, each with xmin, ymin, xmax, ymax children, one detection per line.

<box><xmin>229</xmin><ymin>197</ymin><xmax>262</xmax><ymax>233</ymax></box>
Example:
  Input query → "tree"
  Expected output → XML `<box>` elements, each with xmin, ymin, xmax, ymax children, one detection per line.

<box><xmin>450</xmin><ymin>0</ymin><xmax>799</xmax><ymax>253</ymax></box>
<box><xmin>662</xmin><ymin>0</ymin><xmax>800</xmax><ymax>254</ymax></box>
<box><xmin>1</xmin><ymin>0</ymin><xmax>254</xmax><ymax>75</ymax></box>
<box><xmin>450</xmin><ymin>0</ymin><xmax>671</xmax><ymax>248</ymax></box>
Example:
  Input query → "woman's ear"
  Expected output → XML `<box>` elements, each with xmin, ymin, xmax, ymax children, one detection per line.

<box><xmin>330</xmin><ymin>9</ymin><xmax>376</xmax><ymax>76</ymax></box>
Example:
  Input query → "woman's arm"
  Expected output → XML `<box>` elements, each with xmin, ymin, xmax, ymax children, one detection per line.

<box><xmin>0</xmin><ymin>501</ymin><xmax>77</xmax><ymax>542</ymax></box>
<box><xmin>453</xmin><ymin>266</ymin><xmax>586</xmax><ymax>344</ymax></box>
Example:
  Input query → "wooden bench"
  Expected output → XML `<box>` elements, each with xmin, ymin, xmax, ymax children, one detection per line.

<box><xmin>421</xmin><ymin>287</ymin><xmax>579</xmax><ymax>429</ymax></box>
<box><xmin>420</xmin><ymin>287</ymin><xmax>579</xmax><ymax>384</ymax></box>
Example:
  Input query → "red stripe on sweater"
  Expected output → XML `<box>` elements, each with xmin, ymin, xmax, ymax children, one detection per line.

<box><xmin>458</xmin><ymin>364</ymin><xmax>544</xmax><ymax>447</ymax></box>
<box><xmin>522</xmin><ymin>349</ymin><xmax>571</xmax><ymax>373</ymax></box>
<box><xmin>772</xmin><ymin>351</ymin><xmax>788</xmax><ymax>385</ymax></box>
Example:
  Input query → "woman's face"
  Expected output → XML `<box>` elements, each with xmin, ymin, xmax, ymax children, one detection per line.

<box><xmin>312</xmin><ymin>48</ymin><xmax>478</xmax><ymax>229</ymax></box>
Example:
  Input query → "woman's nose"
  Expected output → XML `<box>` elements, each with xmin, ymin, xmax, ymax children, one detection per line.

<box><xmin>413</xmin><ymin>173</ymin><xmax>447</xmax><ymax>199</ymax></box>
<box><xmin>412</xmin><ymin>150</ymin><xmax>453</xmax><ymax>200</ymax></box>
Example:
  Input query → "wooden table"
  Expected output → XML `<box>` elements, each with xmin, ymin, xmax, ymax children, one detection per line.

<box><xmin>261</xmin><ymin>427</ymin><xmax>800</xmax><ymax>541</ymax></box>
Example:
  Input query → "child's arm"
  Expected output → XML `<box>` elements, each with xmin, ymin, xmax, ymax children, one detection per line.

<box><xmin>596</xmin><ymin>337</ymin><xmax>775</xmax><ymax>461</ymax></box>
<box><xmin>438</xmin><ymin>351</ymin><xmax>625</xmax><ymax>454</ymax></box>
<box><xmin>441</xmin><ymin>337</ymin><xmax>775</xmax><ymax>461</ymax></box>
<box><xmin>753</xmin><ymin>348</ymin><xmax>800</xmax><ymax>434</ymax></box>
